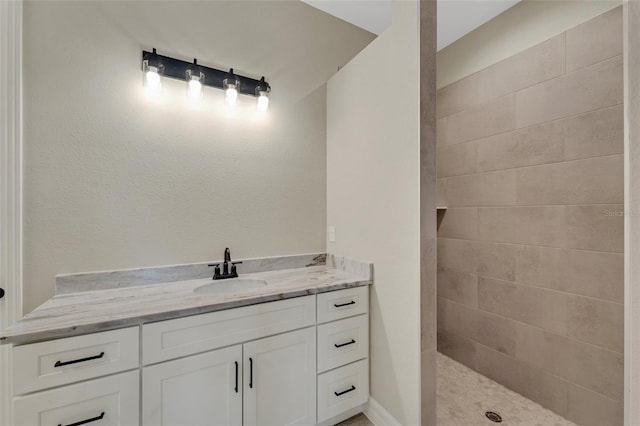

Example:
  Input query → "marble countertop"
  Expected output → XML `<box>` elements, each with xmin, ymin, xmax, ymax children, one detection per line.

<box><xmin>1</xmin><ymin>265</ymin><xmax>372</xmax><ymax>345</ymax></box>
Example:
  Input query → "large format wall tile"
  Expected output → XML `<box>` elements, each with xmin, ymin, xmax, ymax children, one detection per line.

<box><xmin>564</xmin><ymin>105</ymin><xmax>624</xmax><ymax>160</ymax></box>
<box><xmin>436</xmin><ymin>8</ymin><xmax>623</xmax><ymax>423</ymax></box>
<box><xmin>566</xmin><ymin>383</ymin><xmax>623</xmax><ymax>426</ymax></box>
<box><xmin>476</xmin><ymin>34</ymin><xmax>566</xmax><ymax>105</ymax></box>
<box><xmin>566</xmin><ymin>296</ymin><xmax>624</xmax><ymax>353</ymax></box>
<box><xmin>478</xmin><ymin>276</ymin><xmax>567</xmax><ymax>334</ymax></box>
<box><xmin>516</xmin><ymin>155</ymin><xmax>623</xmax><ymax>205</ymax></box>
<box><xmin>566</xmin><ymin>7</ymin><xmax>623</xmax><ymax>72</ymax></box>
<box><xmin>446</xmin><ymin>169</ymin><xmax>516</xmax><ymax>207</ymax></box>
<box><xmin>477</xmin><ymin>121</ymin><xmax>565</xmax><ymax>172</ymax></box>
<box><xmin>437</xmin><ymin>267</ymin><xmax>478</xmax><ymax>307</ymax></box>
<box><xmin>436</xmin><ymin>35</ymin><xmax>565</xmax><ymax>120</ymax></box>
<box><xmin>515</xmin><ymin>324</ymin><xmax>623</xmax><ymax>400</ymax></box>
<box><xmin>438</xmin><ymin>238</ymin><xmax>516</xmax><ymax>281</ymax></box>
<box><xmin>437</xmin><ymin>74</ymin><xmax>480</xmax><ymax>119</ymax></box>
<box><xmin>516</xmin><ymin>246</ymin><xmax>623</xmax><ymax>303</ymax></box>
<box><xmin>475</xmin><ymin>344</ymin><xmax>569</xmax><ymax>417</ymax></box>
<box><xmin>437</xmin><ymin>95</ymin><xmax>516</xmax><ymax>145</ymax></box>
<box><xmin>516</xmin><ymin>55</ymin><xmax>623</xmax><ymax>128</ymax></box>
<box><xmin>439</xmin><ymin>297</ymin><xmax>517</xmax><ymax>356</ymax></box>
<box><xmin>565</xmin><ymin>204</ymin><xmax>624</xmax><ymax>253</ymax></box>
<box><xmin>437</xmin><ymin>329</ymin><xmax>477</xmax><ymax>370</ymax></box>
<box><xmin>437</xmin><ymin>142</ymin><xmax>477</xmax><ymax>177</ymax></box>
<box><xmin>478</xmin><ymin>206</ymin><xmax>566</xmax><ymax>247</ymax></box>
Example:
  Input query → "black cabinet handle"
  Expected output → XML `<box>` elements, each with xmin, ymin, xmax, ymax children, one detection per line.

<box><xmin>58</xmin><ymin>411</ymin><xmax>105</xmax><ymax>426</ymax></box>
<box><xmin>234</xmin><ymin>361</ymin><xmax>239</xmax><ymax>393</ymax></box>
<box><xmin>334</xmin><ymin>339</ymin><xmax>356</xmax><ymax>348</ymax></box>
<box><xmin>0</xmin><ymin>288</ymin><xmax>4</xmax><ymax>299</ymax></box>
<box><xmin>335</xmin><ymin>386</ymin><xmax>356</xmax><ymax>397</ymax></box>
<box><xmin>249</xmin><ymin>357</ymin><xmax>253</xmax><ymax>389</ymax></box>
<box><xmin>334</xmin><ymin>301</ymin><xmax>355</xmax><ymax>308</ymax></box>
<box><xmin>54</xmin><ymin>352</ymin><xmax>105</xmax><ymax>367</ymax></box>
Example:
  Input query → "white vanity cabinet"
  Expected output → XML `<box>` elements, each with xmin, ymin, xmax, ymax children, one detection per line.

<box><xmin>243</xmin><ymin>327</ymin><xmax>317</xmax><ymax>426</ymax></box>
<box><xmin>10</xmin><ymin>286</ymin><xmax>369</xmax><ymax>426</ymax></box>
<box><xmin>143</xmin><ymin>345</ymin><xmax>243</xmax><ymax>426</ymax></box>
<box><xmin>13</xmin><ymin>370</ymin><xmax>140</xmax><ymax>426</ymax></box>
<box><xmin>142</xmin><ymin>327</ymin><xmax>316</xmax><ymax>426</ymax></box>
<box><xmin>142</xmin><ymin>297</ymin><xmax>318</xmax><ymax>426</ymax></box>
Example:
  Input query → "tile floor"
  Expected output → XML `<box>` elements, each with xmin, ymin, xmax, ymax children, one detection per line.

<box><xmin>337</xmin><ymin>353</ymin><xmax>577</xmax><ymax>426</ymax></box>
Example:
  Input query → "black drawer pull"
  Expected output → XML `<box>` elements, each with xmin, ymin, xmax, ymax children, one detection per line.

<box><xmin>234</xmin><ymin>361</ymin><xmax>239</xmax><ymax>393</ymax></box>
<box><xmin>335</xmin><ymin>386</ymin><xmax>356</xmax><ymax>397</ymax></box>
<box><xmin>334</xmin><ymin>301</ymin><xmax>356</xmax><ymax>308</ymax></box>
<box><xmin>54</xmin><ymin>352</ymin><xmax>105</xmax><ymax>367</ymax></box>
<box><xmin>58</xmin><ymin>411</ymin><xmax>105</xmax><ymax>426</ymax></box>
<box><xmin>249</xmin><ymin>357</ymin><xmax>253</xmax><ymax>389</ymax></box>
<box><xmin>334</xmin><ymin>339</ymin><xmax>356</xmax><ymax>348</ymax></box>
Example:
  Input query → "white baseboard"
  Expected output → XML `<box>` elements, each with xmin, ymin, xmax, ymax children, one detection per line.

<box><xmin>363</xmin><ymin>397</ymin><xmax>401</xmax><ymax>426</ymax></box>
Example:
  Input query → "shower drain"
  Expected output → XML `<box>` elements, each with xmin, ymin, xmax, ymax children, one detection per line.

<box><xmin>485</xmin><ymin>411</ymin><xmax>503</xmax><ymax>423</ymax></box>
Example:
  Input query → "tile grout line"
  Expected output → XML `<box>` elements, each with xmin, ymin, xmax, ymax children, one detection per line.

<box><xmin>438</xmin><ymin>102</ymin><xmax>622</xmax><ymax>150</ymax></box>
<box><xmin>437</xmin><ymin>52</ymin><xmax>622</xmax><ymax>122</ymax></box>
<box><xmin>439</xmin><ymin>152</ymin><xmax>623</xmax><ymax>181</ymax></box>
<box><xmin>437</xmin><ymin>235</ymin><xmax>624</xmax><ymax>256</ymax></box>
<box><xmin>439</xmin><ymin>296</ymin><xmax>623</xmax><ymax>355</ymax></box>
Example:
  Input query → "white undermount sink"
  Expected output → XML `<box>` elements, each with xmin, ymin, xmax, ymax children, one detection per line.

<box><xmin>193</xmin><ymin>278</ymin><xmax>269</xmax><ymax>295</ymax></box>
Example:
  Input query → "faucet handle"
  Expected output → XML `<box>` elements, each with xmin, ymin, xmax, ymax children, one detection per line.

<box><xmin>230</xmin><ymin>261</ymin><xmax>242</xmax><ymax>277</ymax></box>
<box><xmin>208</xmin><ymin>263</ymin><xmax>221</xmax><ymax>279</ymax></box>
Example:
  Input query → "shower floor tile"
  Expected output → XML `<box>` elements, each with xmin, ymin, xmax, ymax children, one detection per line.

<box><xmin>338</xmin><ymin>353</ymin><xmax>577</xmax><ymax>426</ymax></box>
<box><xmin>437</xmin><ymin>352</ymin><xmax>576</xmax><ymax>426</ymax></box>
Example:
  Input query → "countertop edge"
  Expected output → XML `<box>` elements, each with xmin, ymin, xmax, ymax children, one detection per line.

<box><xmin>1</xmin><ymin>279</ymin><xmax>371</xmax><ymax>346</ymax></box>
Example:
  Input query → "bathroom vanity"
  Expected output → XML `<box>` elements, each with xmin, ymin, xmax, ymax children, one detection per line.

<box><xmin>2</xmin><ymin>257</ymin><xmax>372</xmax><ymax>426</ymax></box>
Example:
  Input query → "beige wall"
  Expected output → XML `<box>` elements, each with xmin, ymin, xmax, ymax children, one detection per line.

<box><xmin>326</xmin><ymin>1</ymin><xmax>421</xmax><ymax>424</ymax></box>
<box><xmin>437</xmin><ymin>8</ymin><xmax>624</xmax><ymax>426</ymax></box>
<box><xmin>437</xmin><ymin>0</ymin><xmax>622</xmax><ymax>88</ymax></box>
<box><xmin>22</xmin><ymin>0</ymin><xmax>374</xmax><ymax>312</ymax></box>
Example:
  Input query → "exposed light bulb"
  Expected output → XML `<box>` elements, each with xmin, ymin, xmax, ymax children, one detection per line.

<box><xmin>255</xmin><ymin>77</ymin><xmax>271</xmax><ymax>112</ymax></box>
<box><xmin>223</xmin><ymin>70</ymin><xmax>240</xmax><ymax>107</ymax></box>
<box><xmin>225</xmin><ymin>86</ymin><xmax>239</xmax><ymax>106</ymax></box>
<box><xmin>188</xmin><ymin>79</ymin><xmax>202</xmax><ymax>99</ymax></box>
<box><xmin>187</xmin><ymin>75</ymin><xmax>203</xmax><ymax>100</ymax></box>
<box><xmin>185</xmin><ymin>62</ymin><xmax>204</xmax><ymax>101</ymax></box>
<box><xmin>257</xmin><ymin>93</ymin><xmax>269</xmax><ymax>112</ymax></box>
<box><xmin>145</xmin><ymin>66</ymin><xmax>162</xmax><ymax>94</ymax></box>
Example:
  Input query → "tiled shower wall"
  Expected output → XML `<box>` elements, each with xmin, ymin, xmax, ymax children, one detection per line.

<box><xmin>436</xmin><ymin>7</ymin><xmax>623</xmax><ymax>426</ymax></box>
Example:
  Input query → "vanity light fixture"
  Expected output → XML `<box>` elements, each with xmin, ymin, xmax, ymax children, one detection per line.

<box><xmin>186</xmin><ymin>59</ymin><xmax>204</xmax><ymax>100</ymax></box>
<box><xmin>141</xmin><ymin>49</ymin><xmax>272</xmax><ymax>109</ymax></box>
<box><xmin>255</xmin><ymin>77</ymin><xmax>270</xmax><ymax>112</ymax></box>
<box><xmin>142</xmin><ymin>48</ymin><xmax>163</xmax><ymax>95</ymax></box>
<box><xmin>223</xmin><ymin>69</ymin><xmax>240</xmax><ymax>107</ymax></box>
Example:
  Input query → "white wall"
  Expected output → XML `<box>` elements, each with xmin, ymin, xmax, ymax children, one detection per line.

<box><xmin>22</xmin><ymin>0</ymin><xmax>374</xmax><ymax>312</ymax></box>
<box><xmin>438</xmin><ymin>0</ymin><xmax>622</xmax><ymax>88</ymax></box>
<box><xmin>326</xmin><ymin>1</ymin><xmax>420</xmax><ymax>424</ymax></box>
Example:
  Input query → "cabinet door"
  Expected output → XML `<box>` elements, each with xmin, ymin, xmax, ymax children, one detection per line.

<box><xmin>143</xmin><ymin>345</ymin><xmax>242</xmax><ymax>426</ymax></box>
<box><xmin>13</xmin><ymin>371</ymin><xmax>139</xmax><ymax>426</ymax></box>
<box><xmin>243</xmin><ymin>327</ymin><xmax>316</xmax><ymax>426</ymax></box>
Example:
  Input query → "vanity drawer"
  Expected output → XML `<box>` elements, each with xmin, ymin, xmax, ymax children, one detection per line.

<box><xmin>143</xmin><ymin>295</ymin><xmax>316</xmax><ymax>364</ymax></box>
<box><xmin>317</xmin><ymin>359</ymin><xmax>369</xmax><ymax>423</ymax></box>
<box><xmin>13</xmin><ymin>370</ymin><xmax>139</xmax><ymax>426</ymax></box>
<box><xmin>317</xmin><ymin>314</ymin><xmax>368</xmax><ymax>373</ymax></box>
<box><xmin>12</xmin><ymin>327</ymin><xmax>139</xmax><ymax>395</ymax></box>
<box><xmin>317</xmin><ymin>287</ymin><xmax>368</xmax><ymax>324</ymax></box>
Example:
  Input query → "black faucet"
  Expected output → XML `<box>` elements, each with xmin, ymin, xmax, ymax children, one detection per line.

<box><xmin>208</xmin><ymin>247</ymin><xmax>242</xmax><ymax>280</ymax></box>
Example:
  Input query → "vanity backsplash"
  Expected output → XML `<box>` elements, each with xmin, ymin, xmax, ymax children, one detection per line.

<box><xmin>56</xmin><ymin>253</ymin><xmax>327</xmax><ymax>295</ymax></box>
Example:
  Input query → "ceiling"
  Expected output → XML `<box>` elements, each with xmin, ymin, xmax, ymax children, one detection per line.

<box><xmin>301</xmin><ymin>0</ymin><xmax>522</xmax><ymax>51</ymax></box>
